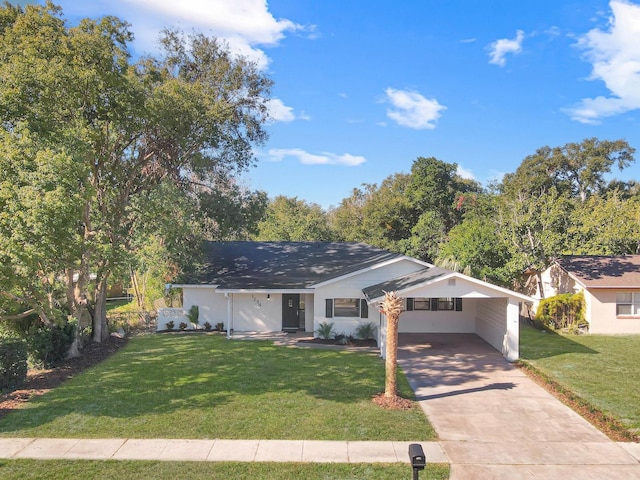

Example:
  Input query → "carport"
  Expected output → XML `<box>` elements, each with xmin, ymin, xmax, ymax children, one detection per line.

<box><xmin>363</xmin><ymin>268</ymin><xmax>533</xmax><ymax>362</ymax></box>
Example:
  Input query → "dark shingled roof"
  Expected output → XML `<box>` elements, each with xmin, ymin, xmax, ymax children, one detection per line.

<box><xmin>362</xmin><ymin>267</ymin><xmax>451</xmax><ymax>301</ymax></box>
<box><xmin>180</xmin><ymin>241</ymin><xmax>404</xmax><ymax>290</ymax></box>
<box><xmin>557</xmin><ymin>255</ymin><xmax>640</xmax><ymax>287</ymax></box>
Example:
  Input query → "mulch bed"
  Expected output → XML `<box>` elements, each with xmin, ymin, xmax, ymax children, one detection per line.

<box><xmin>0</xmin><ymin>335</ymin><xmax>128</xmax><ymax>420</ymax></box>
<box><xmin>371</xmin><ymin>393</ymin><xmax>415</xmax><ymax>410</ymax></box>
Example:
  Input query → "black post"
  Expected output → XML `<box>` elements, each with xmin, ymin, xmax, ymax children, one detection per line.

<box><xmin>408</xmin><ymin>443</ymin><xmax>426</xmax><ymax>479</ymax></box>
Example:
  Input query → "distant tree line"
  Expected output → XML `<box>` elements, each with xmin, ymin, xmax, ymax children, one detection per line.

<box><xmin>252</xmin><ymin>139</ymin><xmax>639</xmax><ymax>289</ymax></box>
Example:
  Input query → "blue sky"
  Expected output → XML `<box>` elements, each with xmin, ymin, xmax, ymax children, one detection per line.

<box><xmin>16</xmin><ymin>0</ymin><xmax>640</xmax><ymax>208</ymax></box>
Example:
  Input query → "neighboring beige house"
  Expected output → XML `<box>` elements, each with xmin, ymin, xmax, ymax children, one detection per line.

<box><xmin>533</xmin><ymin>255</ymin><xmax>640</xmax><ymax>334</ymax></box>
<box><xmin>159</xmin><ymin>241</ymin><xmax>532</xmax><ymax>361</ymax></box>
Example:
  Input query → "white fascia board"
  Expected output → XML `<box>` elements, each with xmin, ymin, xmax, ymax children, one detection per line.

<box><xmin>171</xmin><ymin>284</ymin><xmax>219</xmax><ymax>289</ymax></box>
<box><xmin>451</xmin><ymin>273</ymin><xmax>534</xmax><ymax>302</ymax></box>
<box><xmin>367</xmin><ymin>272</ymin><xmax>533</xmax><ymax>304</ymax></box>
<box><xmin>311</xmin><ymin>256</ymin><xmax>428</xmax><ymax>289</ymax></box>
<box><xmin>216</xmin><ymin>288</ymin><xmax>314</xmax><ymax>294</ymax></box>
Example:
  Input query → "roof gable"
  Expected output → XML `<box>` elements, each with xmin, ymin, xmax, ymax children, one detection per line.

<box><xmin>180</xmin><ymin>241</ymin><xmax>404</xmax><ymax>290</ymax></box>
<box><xmin>363</xmin><ymin>267</ymin><xmax>533</xmax><ymax>302</ymax></box>
<box><xmin>556</xmin><ymin>255</ymin><xmax>640</xmax><ymax>288</ymax></box>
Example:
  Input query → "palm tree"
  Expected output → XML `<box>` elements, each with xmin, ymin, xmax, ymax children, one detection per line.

<box><xmin>378</xmin><ymin>290</ymin><xmax>405</xmax><ymax>398</ymax></box>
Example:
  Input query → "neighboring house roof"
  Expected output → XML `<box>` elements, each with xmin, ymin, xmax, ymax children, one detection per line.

<box><xmin>556</xmin><ymin>255</ymin><xmax>640</xmax><ymax>288</ymax></box>
<box><xmin>363</xmin><ymin>267</ymin><xmax>451</xmax><ymax>301</ymax></box>
<box><xmin>179</xmin><ymin>241</ymin><xmax>404</xmax><ymax>290</ymax></box>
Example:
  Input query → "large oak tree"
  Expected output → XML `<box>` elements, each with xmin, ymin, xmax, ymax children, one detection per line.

<box><xmin>0</xmin><ymin>2</ymin><xmax>272</xmax><ymax>341</ymax></box>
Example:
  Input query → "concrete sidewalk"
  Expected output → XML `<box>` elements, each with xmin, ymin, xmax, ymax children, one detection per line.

<box><xmin>0</xmin><ymin>438</ymin><xmax>448</xmax><ymax>464</ymax></box>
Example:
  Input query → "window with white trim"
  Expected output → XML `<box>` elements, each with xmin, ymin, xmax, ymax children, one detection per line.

<box><xmin>333</xmin><ymin>298</ymin><xmax>360</xmax><ymax>317</ymax></box>
<box><xmin>616</xmin><ymin>293</ymin><xmax>640</xmax><ymax>316</ymax></box>
<box><xmin>413</xmin><ymin>298</ymin><xmax>431</xmax><ymax>310</ymax></box>
<box><xmin>438</xmin><ymin>297</ymin><xmax>455</xmax><ymax>311</ymax></box>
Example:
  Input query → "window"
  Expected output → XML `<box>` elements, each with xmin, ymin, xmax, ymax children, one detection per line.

<box><xmin>406</xmin><ymin>297</ymin><xmax>463</xmax><ymax>312</ymax></box>
<box><xmin>617</xmin><ymin>293</ymin><xmax>640</xmax><ymax>316</ymax></box>
<box><xmin>333</xmin><ymin>298</ymin><xmax>360</xmax><ymax>317</ymax></box>
<box><xmin>413</xmin><ymin>298</ymin><xmax>431</xmax><ymax>310</ymax></box>
<box><xmin>438</xmin><ymin>297</ymin><xmax>455</xmax><ymax>311</ymax></box>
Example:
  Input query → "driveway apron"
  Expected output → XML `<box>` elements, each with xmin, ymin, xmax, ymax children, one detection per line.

<box><xmin>398</xmin><ymin>333</ymin><xmax>640</xmax><ymax>480</ymax></box>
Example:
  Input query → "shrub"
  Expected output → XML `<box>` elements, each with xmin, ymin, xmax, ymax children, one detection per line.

<box><xmin>355</xmin><ymin>321</ymin><xmax>377</xmax><ymax>340</ymax></box>
<box><xmin>0</xmin><ymin>338</ymin><xmax>27</xmax><ymax>391</ymax></box>
<box><xmin>203</xmin><ymin>321</ymin><xmax>212</xmax><ymax>331</ymax></box>
<box><xmin>165</xmin><ymin>320</ymin><xmax>175</xmax><ymax>331</ymax></box>
<box><xmin>535</xmin><ymin>292</ymin><xmax>586</xmax><ymax>332</ymax></box>
<box><xmin>179</xmin><ymin>322</ymin><xmax>188</xmax><ymax>331</ymax></box>
<box><xmin>215</xmin><ymin>322</ymin><xmax>225</xmax><ymax>332</ymax></box>
<box><xmin>26</xmin><ymin>323</ymin><xmax>76</xmax><ymax>368</ymax></box>
<box><xmin>187</xmin><ymin>305</ymin><xmax>199</xmax><ymax>330</ymax></box>
<box><xmin>316</xmin><ymin>321</ymin><xmax>335</xmax><ymax>340</ymax></box>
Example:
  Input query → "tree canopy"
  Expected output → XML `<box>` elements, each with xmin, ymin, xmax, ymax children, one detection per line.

<box><xmin>0</xmin><ymin>2</ymin><xmax>272</xmax><ymax>340</ymax></box>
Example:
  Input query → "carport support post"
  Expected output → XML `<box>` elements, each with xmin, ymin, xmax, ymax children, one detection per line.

<box><xmin>225</xmin><ymin>293</ymin><xmax>233</xmax><ymax>339</ymax></box>
<box><xmin>505</xmin><ymin>298</ymin><xmax>519</xmax><ymax>362</ymax></box>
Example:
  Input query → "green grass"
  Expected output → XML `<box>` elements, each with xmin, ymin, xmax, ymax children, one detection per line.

<box><xmin>0</xmin><ymin>460</ymin><xmax>450</xmax><ymax>480</ymax></box>
<box><xmin>519</xmin><ymin>325</ymin><xmax>640</xmax><ymax>435</ymax></box>
<box><xmin>0</xmin><ymin>334</ymin><xmax>435</xmax><ymax>440</ymax></box>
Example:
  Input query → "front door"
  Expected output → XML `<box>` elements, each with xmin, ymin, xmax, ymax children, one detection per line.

<box><xmin>282</xmin><ymin>294</ymin><xmax>300</xmax><ymax>331</ymax></box>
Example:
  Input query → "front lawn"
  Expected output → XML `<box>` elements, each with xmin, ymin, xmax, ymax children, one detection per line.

<box><xmin>519</xmin><ymin>325</ymin><xmax>640</xmax><ymax>436</ymax></box>
<box><xmin>0</xmin><ymin>460</ymin><xmax>449</xmax><ymax>480</ymax></box>
<box><xmin>0</xmin><ymin>334</ymin><xmax>435</xmax><ymax>440</ymax></box>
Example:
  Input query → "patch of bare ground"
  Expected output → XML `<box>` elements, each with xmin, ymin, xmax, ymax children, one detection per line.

<box><xmin>0</xmin><ymin>335</ymin><xmax>128</xmax><ymax>419</ymax></box>
<box><xmin>517</xmin><ymin>360</ymin><xmax>639</xmax><ymax>442</ymax></box>
<box><xmin>372</xmin><ymin>392</ymin><xmax>415</xmax><ymax>410</ymax></box>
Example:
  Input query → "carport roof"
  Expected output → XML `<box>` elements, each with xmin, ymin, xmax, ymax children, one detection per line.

<box><xmin>363</xmin><ymin>266</ymin><xmax>451</xmax><ymax>301</ymax></box>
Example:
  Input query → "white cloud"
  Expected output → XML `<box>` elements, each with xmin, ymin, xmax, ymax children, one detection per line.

<box><xmin>565</xmin><ymin>0</ymin><xmax>640</xmax><ymax>124</ymax></box>
<box><xmin>93</xmin><ymin>0</ymin><xmax>310</xmax><ymax>69</ymax></box>
<box><xmin>488</xmin><ymin>30</ymin><xmax>525</xmax><ymax>66</ymax></box>
<box><xmin>267</xmin><ymin>148</ymin><xmax>366</xmax><ymax>166</ymax></box>
<box><xmin>456</xmin><ymin>165</ymin><xmax>475</xmax><ymax>180</ymax></box>
<box><xmin>266</xmin><ymin>98</ymin><xmax>296</xmax><ymax>122</ymax></box>
<box><xmin>384</xmin><ymin>88</ymin><xmax>446</xmax><ymax>130</ymax></box>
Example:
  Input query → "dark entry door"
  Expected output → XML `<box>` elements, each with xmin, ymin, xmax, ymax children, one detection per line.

<box><xmin>282</xmin><ymin>294</ymin><xmax>300</xmax><ymax>331</ymax></box>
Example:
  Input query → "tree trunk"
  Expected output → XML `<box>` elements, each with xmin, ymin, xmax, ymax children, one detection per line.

<box><xmin>385</xmin><ymin>315</ymin><xmax>399</xmax><ymax>398</ymax></box>
<box><xmin>92</xmin><ymin>275</ymin><xmax>109</xmax><ymax>342</ymax></box>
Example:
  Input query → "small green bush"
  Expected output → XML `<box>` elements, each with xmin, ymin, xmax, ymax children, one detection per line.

<box><xmin>179</xmin><ymin>322</ymin><xmax>188</xmax><ymax>331</ymax></box>
<box><xmin>535</xmin><ymin>292</ymin><xmax>586</xmax><ymax>332</ymax></box>
<box><xmin>203</xmin><ymin>321</ymin><xmax>212</xmax><ymax>331</ymax></box>
<box><xmin>165</xmin><ymin>320</ymin><xmax>175</xmax><ymax>331</ymax></box>
<box><xmin>355</xmin><ymin>321</ymin><xmax>377</xmax><ymax>340</ymax></box>
<box><xmin>26</xmin><ymin>323</ymin><xmax>76</xmax><ymax>368</ymax></box>
<box><xmin>315</xmin><ymin>321</ymin><xmax>335</xmax><ymax>340</ymax></box>
<box><xmin>188</xmin><ymin>305</ymin><xmax>199</xmax><ymax>329</ymax></box>
<box><xmin>0</xmin><ymin>338</ymin><xmax>27</xmax><ymax>391</ymax></box>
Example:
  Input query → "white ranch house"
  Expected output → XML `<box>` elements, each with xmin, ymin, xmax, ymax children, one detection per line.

<box><xmin>159</xmin><ymin>242</ymin><xmax>532</xmax><ymax>361</ymax></box>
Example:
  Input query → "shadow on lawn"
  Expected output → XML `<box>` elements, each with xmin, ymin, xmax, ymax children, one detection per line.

<box><xmin>0</xmin><ymin>334</ymin><xmax>396</xmax><ymax>435</ymax></box>
<box><xmin>519</xmin><ymin>326</ymin><xmax>599</xmax><ymax>361</ymax></box>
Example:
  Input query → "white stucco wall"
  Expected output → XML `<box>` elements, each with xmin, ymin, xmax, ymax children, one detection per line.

<box><xmin>475</xmin><ymin>297</ymin><xmax>519</xmax><ymax>361</ymax></box>
<box><xmin>475</xmin><ymin>297</ymin><xmax>506</xmax><ymax>350</ymax></box>
<box><xmin>182</xmin><ymin>287</ymin><xmax>227</xmax><ymax>328</ymax></box>
<box><xmin>398</xmin><ymin>303</ymin><xmax>476</xmax><ymax>333</ymax></box>
<box><xmin>313</xmin><ymin>258</ymin><xmax>424</xmax><ymax>337</ymax></box>
<box><xmin>229</xmin><ymin>293</ymin><xmax>282</xmax><ymax>332</ymax></box>
<box><xmin>157</xmin><ymin>308</ymin><xmax>187</xmax><ymax>330</ymax></box>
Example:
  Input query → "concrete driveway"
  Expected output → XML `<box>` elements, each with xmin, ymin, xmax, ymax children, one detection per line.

<box><xmin>398</xmin><ymin>333</ymin><xmax>640</xmax><ymax>480</ymax></box>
